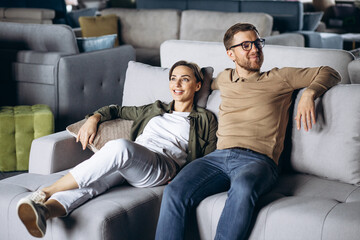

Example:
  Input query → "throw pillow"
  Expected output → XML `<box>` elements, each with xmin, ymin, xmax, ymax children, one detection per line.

<box><xmin>290</xmin><ymin>85</ymin><xmax>360</xmax><ymax>185</ymax></box>
<box><xmin>79</xmin><ymin>14</ymin><xmax>119</xmax><ymax>46</ymax></box>
<box><xmin>77</xmin><ymin>34</ymin><xmax>117</xmax><ymax>52</ymax></box>
<box><xmin>66</xmin><ymin>118</ymin><xmax>133</xmax><ymax>152</ymax></box>
<box><xmin>302</xmin><ymin>12</ymin><xmax>324</xmax><ymax>31</ymax></box>
<box><xmin>67</xmin><ymin>8</ymin><xmax>97</xmax><ymax>28</ymax></box>
<box><xmin>122</xmin><ymin>61</ymin><xmax>214</xmax><ymax>108</ymax></box>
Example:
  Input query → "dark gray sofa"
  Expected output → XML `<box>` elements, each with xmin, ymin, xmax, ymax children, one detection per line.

<box><xmin>0</xmin><ymin>22</ymin><xmax>136</xmax><ymax>131</ymax></box>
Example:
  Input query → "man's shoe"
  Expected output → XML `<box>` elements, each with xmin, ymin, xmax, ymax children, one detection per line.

<box><xmin>17</xmin><ymin>197</ymin><xmax>47</xmax><ymax>238</ymax></box>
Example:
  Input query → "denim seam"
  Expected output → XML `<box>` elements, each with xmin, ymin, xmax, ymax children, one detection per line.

<box><xmin>186</xmin><ymin>170</ymin><xmax>227</xmax><ymax>207</ymax></box>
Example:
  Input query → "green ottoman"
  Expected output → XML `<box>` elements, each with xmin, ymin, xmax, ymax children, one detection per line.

<box><xmin>0</xmin><ymin>105</ymin><xmax>54</xmax><ymax>171</ymax></box>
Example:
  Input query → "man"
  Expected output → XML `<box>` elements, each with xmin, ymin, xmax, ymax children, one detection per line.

<box><xmin>155</xmin><ymin>23</ymin><xmax>340</xmax><ymax>240</ymax></box>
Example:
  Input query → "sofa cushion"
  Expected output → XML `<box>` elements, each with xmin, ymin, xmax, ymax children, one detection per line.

<box><xmin>302</xmin><ymin>12</ymin><xmax>324</xmax><ymax>31</ymax></box>
<box><xmin>180</xmin><ymin>10</ymin><xmax>273</xmax><ymax>42</ymax></box>
<box><xmin>79</xmin><ymin>14</ymin><xmax>119</xmax><ymax>46</ymax></box>
<box><xmin>161</xmin><ymin>40</ymin><xmax>354</xmax><ymax>83</ymax></box>
<box><xmin>196</xmin><ymin>173</ymin><xmax>360</xmax><ymax>240</ymax></box>
<box><xmin>348</xmin><ymin>59</ymin><xmax>360</xmax><ymax>84</ymax></box>
<box><xmin>101</xmin><ymin>8</ymin><xmax>181</xmax><ymax>49</ymax></box>
<box><xmin>67</xmin><ymin>7</ymin><xmax>97</xmax><ymax>28</ymax></box>
<box><xmin>0</xmin><ymin>22</ymin><xmax>79</xmax><ymax>54</ymax></box>
<box><xmin>290</xmin><ymin>85</ymin><xmax>360</xmax><ymax>185</ymax></box>
<box><xmin>76</xmin><ymin>34</ymin><xmax>117</xmax><ymax>52</ymax></box>
<box><xmin>122</xmin><ymin>61</ymin><xmax>213</xmax><ymax>108</ymax></box>
<box><xmin>66</xmin><ymin>118</ymin><xmax>133</xmax><ymax>152</ymax></box>
<box><xmin>0</xmin><ymin>172</ymin><xmax>165</xmax><ymax>240</ymax></box>
<box><xmin>4</xmin><ymin>8</ymin><xmax>55</xmax><ymax>20</ymax></box>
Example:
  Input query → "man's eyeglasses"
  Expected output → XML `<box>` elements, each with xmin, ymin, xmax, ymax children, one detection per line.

<box><xmin>228</xmin><ymin>38</ymin><xmax>265</xmax><ymax>51</ymax></box>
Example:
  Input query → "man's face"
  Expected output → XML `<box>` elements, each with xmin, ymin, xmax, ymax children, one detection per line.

<box><xmin>226</xmin><ymin>30</ymin><xmax>264</xmax><ymax>72</ymax></box>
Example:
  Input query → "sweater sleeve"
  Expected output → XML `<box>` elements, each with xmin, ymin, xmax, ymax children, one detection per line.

<box><xmin>87</xmin><ymin>105</ymin><xmax>146</xmax><ymax>123</ymax></box>
<box><xmin>284</xmin><ymin>66</ymin><xmax>341</xmax><ymax>98</ymax></box>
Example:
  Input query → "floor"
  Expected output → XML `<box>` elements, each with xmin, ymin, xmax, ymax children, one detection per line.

<box><xmin>0</xmin><ymin>171</ymin><xmax>26</xmax><ymax>180</ymax></box>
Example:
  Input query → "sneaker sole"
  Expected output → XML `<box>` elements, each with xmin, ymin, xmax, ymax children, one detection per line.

<box><xmin>17</xmin><ymin>202</ymin><xmax>45</xmax><ymax>238</ymax></box>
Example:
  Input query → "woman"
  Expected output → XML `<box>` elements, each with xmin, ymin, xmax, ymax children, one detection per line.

<box><xmin>16</xmin><ymin>61</ymin><xmax>218</xmax><ymax>238</ymax></box>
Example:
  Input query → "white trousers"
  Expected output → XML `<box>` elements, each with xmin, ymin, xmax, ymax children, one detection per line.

<box><xmin>49</xmin><ymin>139</ymin><xmax>177</xmax><ymax>214</ymax></box>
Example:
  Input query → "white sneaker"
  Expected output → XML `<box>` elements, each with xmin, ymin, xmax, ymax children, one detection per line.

<box><xmin>28</xmin><ymin>190</ymin><xmax>47</xmax><ymax>204</ymax></box>
<box><xmin>17</xmin><ymin>196</ymin><xmax>47</xmax><ymax>238</ymax></box>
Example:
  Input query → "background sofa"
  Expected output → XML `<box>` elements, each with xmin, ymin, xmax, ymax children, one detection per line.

<box><xmin>0</xmin><ymin>41</ymin><xmax>359</xmax><ymax>239</ymax></box>
<box><xmin>97</xmin><ymin>8</ymin><xmax>304</xmax><ymax>66</ymax></box>
<box><xmin>136</xmin><ymin>0</ymin><xmax>343</xmax><ymax>49</ymax></box>
<box><xmin>0</xmin><ymin>0</ymin><xmax>68</xmax><ymax>24</ymax></box>
<box><xmin>0</xmin><ymin>8</ymin><xmax>55</xmax><ymax>24</ymax></box>
<box><xmin>0</xmin><ymin>22</ymin><xmax>135</xmax><ymax>131</ymax></box>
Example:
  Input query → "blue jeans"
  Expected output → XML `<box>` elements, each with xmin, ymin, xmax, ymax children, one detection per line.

<box><xmin>155</xmin><ymin>148</ymin><xmax>278</xmax><ymax>240</ymax></box>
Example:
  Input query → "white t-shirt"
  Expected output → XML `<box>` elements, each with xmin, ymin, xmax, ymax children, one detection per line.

<box><xmin>135</xmin><ymin>111</ymin><xmax>190</xmax><ymax>167</ymax></box>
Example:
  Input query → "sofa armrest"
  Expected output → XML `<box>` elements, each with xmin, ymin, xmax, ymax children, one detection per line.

<box><xmin>29</xmin><ymin>131</ymin><xmax>93</xmax><ymax>174</ymax></box>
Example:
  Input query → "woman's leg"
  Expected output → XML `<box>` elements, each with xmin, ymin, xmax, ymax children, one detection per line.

<box><xmin>42</xmin><ymin>138</ymin><xmax>176</xmax><ymax>217</ymax></box>
<box><xmin>70</xmin><ymin>139</ymin><xmax>177</xmax><ymax>189</ymax></box>
<box><xmin>49</xmin><ymin>172</ymin><xmax>124</xmax><ymax>214</ymax></box>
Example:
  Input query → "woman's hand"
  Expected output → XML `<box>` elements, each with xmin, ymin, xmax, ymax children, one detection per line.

<box><xmin>76</xmin><ymin>114</ymin><xmax>101</xmax><ymax>150</ymax></box>
<box><xmin>295</xmin><ymin>89</ymin><xmax>316</xmax><ymax>132</ymax></box>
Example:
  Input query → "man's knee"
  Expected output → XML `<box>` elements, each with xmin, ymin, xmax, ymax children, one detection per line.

<box><xmin>163</xmin><ymin>181</ymin><xmax>188</xmax><ymax>205</ymax></box>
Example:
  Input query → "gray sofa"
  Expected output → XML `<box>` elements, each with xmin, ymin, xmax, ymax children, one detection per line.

<box><xmin>99</xmin><ymin>8</ymin><xmax>304</xmax><ymax>66</ymax></box>
<box><xmin>0</xmin><ymin>22</ymin><xmax>136</xmax><ymax>131</ymax></box>
<box><xmin>1</xmin><ymin>41</ymin><xmax>359</xmax><ymax>240</ymax></box>
<box><xmin>0</xmin><ymin>8</ymin><xmax>55</xmax><ymax>24</ymax></box>
<box><xmin>136</xmin><ymin>0</ymin><xmax>343</xmax><ymax>50</ymax></box>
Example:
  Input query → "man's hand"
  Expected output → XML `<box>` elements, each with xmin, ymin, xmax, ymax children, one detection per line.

<box><xmin>295</xmin><ymin>89</ymin><xmax>316</xmax><ymax>131</ymax></box>
<box><xmin>76</xmin><ymin>114</ymin><xmax>101</xmax><ymax>150</ymax></box>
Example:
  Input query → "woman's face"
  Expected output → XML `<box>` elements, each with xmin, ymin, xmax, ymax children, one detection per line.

<box><xmin>169</xmin><ymin>65</ymin><xmax>201</xmax><ymax>105</ymax></box>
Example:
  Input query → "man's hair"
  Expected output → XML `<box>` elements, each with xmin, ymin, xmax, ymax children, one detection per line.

<box><xmin>223</xmin><ymin>23</ymin><xmax>260</xmax><ymax>50</ymax></box>
<box><xmin>169</xmin><ymin>60</ymin><xmax>204</xmax><ymax>84</ymax></box>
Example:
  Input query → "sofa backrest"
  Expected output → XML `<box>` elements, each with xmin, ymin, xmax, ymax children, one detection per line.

<box><xmin>348</xmin><ymin>59</ymin><xmax>360</xmax><ymax>84</ymax></box>
<box><xmin>101</xmin><ymin>8</ymin><xmax>181</xmax><ymax>49</ymax></box>
<box><xmin>161</xmin><ymin>39</ymin><xmax>360</xmax><ymax>186</ymax></box>
<box><xmin>239</xmin><ymin>1</ymin><xmax>304</xmax><ymax>32</ymax></box>
<box><xmin>136</xmin><ymin>0</ymin><xmax>304</xmax><ymax>33</ymax></box>
<box><xmin>180</xmin><ymin>10</ymin><xmax>273</xmax><ymax>42</ymax></box>
<box><xmin>0</xmin><ymin>22</ymin><xmax>79</xmax><ymax>107</ymax></box>
<box><xmin>160</xmin><ymin>40</ymin><xmax>354</xmax><ymax>84</ymax></box>
<box><xmin>290</xmin><ymin>85</ymin><xmax>360</xmax><ymax>185</ymax></box>
<box><xmin>0</xmin><ymin>22</ymin><xmax>78</xmax><ymax>53</ymax></box>
<box><xmin>0</xmin><ymin>8</ymin><xmax>55</xmax><ymax>24</ymax></box>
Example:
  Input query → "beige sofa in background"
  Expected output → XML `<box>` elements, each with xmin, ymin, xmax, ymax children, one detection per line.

<box><xmin>0</xmin><ymin>8</ymin><xmax>55</xmax><ymax>24</ymax></box>
<box><xmin>97</xmin><ymin>8</ymin><xmax>304</xmax><ymax>66</ymax></box>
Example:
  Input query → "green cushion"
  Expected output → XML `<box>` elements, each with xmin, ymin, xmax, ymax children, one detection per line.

<box><xmin>0</xmin><ymin>105</ymin><xmax>54</xmax><ymax>171</ymax></box>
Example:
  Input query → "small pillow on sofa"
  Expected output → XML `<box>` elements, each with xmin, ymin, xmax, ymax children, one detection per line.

<box><xmin>66</xmin><ymin>118</ymin><xmax>133</xmax><ymax>152</ymax></box>
<box><xmin>303</xmin><ymin>12</ymin><xmax>324</xmax><ymax>31</ymax></box>
<box><xmin>67</xmin><ymin>8</ymin><xmax>97</xmax><ymax>28</ymax></box>
<box><xmin>79</xmin><ymin>14</ymin><xmax>119</xmax><ymax>46</ymax></box>
<box><xmin>122</xmin><ymin>61</ymin><xmax>214</xmax><ymax>108</ymax></box>
<box><xmin>77</xmin><ymin>34</ymin><xmax>117</xmax><ymax>52</ymax></box>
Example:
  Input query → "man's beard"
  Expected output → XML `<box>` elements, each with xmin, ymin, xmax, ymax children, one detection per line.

<box><xmin>236</xmin><ymin>53</ymin><xmax>264</xmax><ymax>72</ymax></box>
